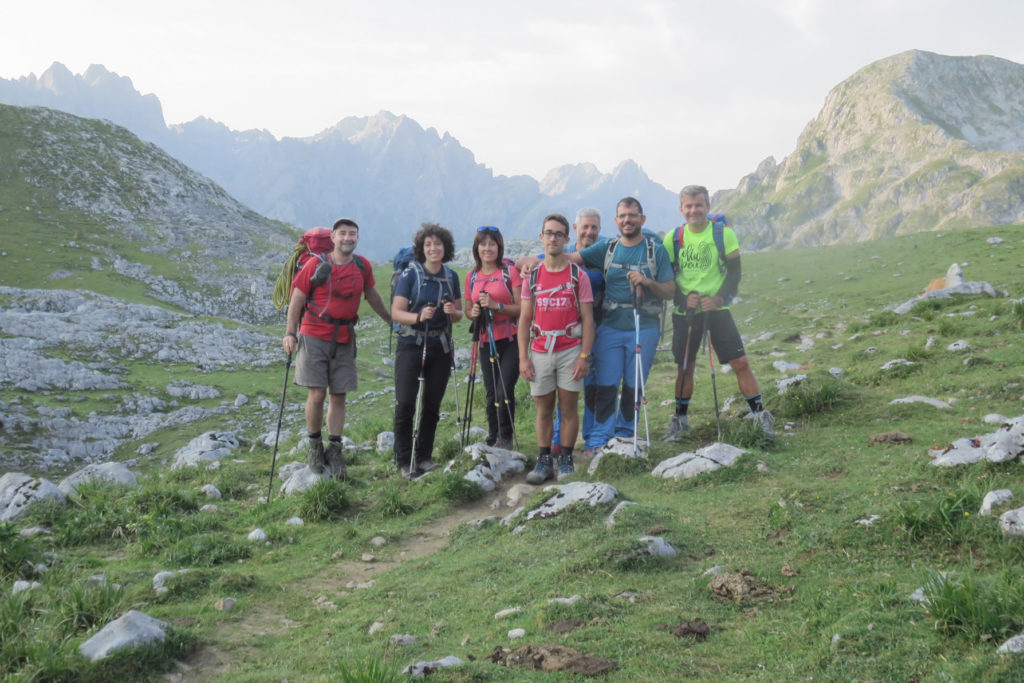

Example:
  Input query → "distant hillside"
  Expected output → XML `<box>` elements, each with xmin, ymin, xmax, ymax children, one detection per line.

<box><xmin>0</xmin><ymin>64</ymin><xmax>679</xmax><ymax>257</ymax></box>
<box><xmin>715</xmin><ymin>50</ymin><xmax>1024</xmax><ymax>248</ymax></box>
<box><xmin>0</xmin><ymin>104</ymin><xmax>294</xmax><ymax>322</ymax></box>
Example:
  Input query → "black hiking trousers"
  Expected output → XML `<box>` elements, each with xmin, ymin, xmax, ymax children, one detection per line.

<box><xmin>393</xmin><ymin>341</ymin><xmax>452</xmax><ymax>467</ymax></box>
<box><xmin>479</xmin><ymin>336</ymin><xmax>519</xmax><ymax>444</ymax></box>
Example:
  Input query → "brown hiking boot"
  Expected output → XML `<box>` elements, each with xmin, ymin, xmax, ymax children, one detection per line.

<box><xmin>324</xmin><ymin>442</ymin><xmax>347</xmax><ymax>479</ymax></box>
<box><xmin>307</xmin><ymin>440</ymin><xmax>326</xmax><ymax>474</ymax></box>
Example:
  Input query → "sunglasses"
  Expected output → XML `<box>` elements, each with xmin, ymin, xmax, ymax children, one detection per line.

<box><xmin>476</xmin><ymin>226</ymin><xmax>501</xmax><ymax>233</ymax></box>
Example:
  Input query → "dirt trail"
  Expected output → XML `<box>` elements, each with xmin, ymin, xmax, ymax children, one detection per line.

<box><xmin>165</xmin><ymin>476</ymin><xmax>515</xmax><ymax>681</ymax></box>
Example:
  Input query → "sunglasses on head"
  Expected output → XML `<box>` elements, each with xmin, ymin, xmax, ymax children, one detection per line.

<box><xmin>476</xmin><ymin>226</ymin><xmax>500</xmax><ymax>233</ymax></box>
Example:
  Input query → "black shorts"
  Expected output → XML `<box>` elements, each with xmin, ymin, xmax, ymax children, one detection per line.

<box><xmin>672</xmin><ymin>310</ymin><xmax>746</xmax><ymax>367</ymax></box>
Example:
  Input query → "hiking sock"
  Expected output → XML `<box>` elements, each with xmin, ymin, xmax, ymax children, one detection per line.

<box><xmin>328</xmin><ymin>435</ymin><xmax>341</xmax><ymax>444</ymax></box>
<box><xmin>745</xmin><ymin>395</ymin><xmax>764</xmax><ymax>413</ymax></box>
<box><xmin>308</xmin><ymin>431</ymin><xmax>322</xmax><ymax>442</ymax></box>
<box><xmin>560</xmin><ymin>446</ymin><xmax>574</xmax><ymax>458</ymax></box>
<box><xmin>675</xmin><ymin>398</ymin><xmax>690</xmax><ymax>416</ymax></box>
<box><xmin>538</xmin><ymin>446</ymin><xmax>552</xmax><ymax>457</ymax></box>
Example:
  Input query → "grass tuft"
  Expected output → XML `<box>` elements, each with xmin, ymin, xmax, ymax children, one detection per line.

<box><xmin>298</xmin><ymin>479</ymin><xmax>350</xmax><ymax>521</ymax></box>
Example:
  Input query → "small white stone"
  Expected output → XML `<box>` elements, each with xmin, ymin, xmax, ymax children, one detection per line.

<box><xmin>201</xmin><ymin>484</ymin><xmax>222</xmax><ymax>499</ymax></box>
<box><xmin>215</xmin><ymin>597</ymin><xmax>236</xmax><ymax>611</ymax></box>
<box><xmin>508</xmin><ymin>628</ymin><xmax>526</xmax><ymax>640</ymax></box>
<box><xmin>370</xmin><ymin>535</ymin><xmax>387</xmax><ymax>547</ymax></box>
<box><xmin>285</xmin><ymin>517</ymin><xmax>304</xmax><ymax>526</ymax></box>
<box><xmin>369</xmin><ymin>621</ymin><xmax>385</xmax><ymax>635</ymax></box>
<box><xmin>494</xmin><ymin>607</ymin><xmax>523</xmax><ymax>619</ymax></box>
<box><xmin>248</xmin><ymin>528</ymin><xmax>268</xmax><ymax>542</ymax></box>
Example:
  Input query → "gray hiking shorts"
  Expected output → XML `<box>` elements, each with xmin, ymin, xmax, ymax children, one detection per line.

<box><xmin>294</xmin><ymin>334</ymin><xmax>358</xmax><ymax>394</ymax></box>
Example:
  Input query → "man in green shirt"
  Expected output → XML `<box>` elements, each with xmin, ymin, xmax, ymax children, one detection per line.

<box><xmin>663</xmin><ymin>185</ymin><xmax>772</xmax><ymax>439</ymax></box>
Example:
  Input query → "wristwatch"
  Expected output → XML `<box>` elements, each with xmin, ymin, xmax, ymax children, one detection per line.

<box><xmin>579</xmin><ymin>352</ymin><xmax>592</xmax><ymax>362</ymax></box>
<box><xmin>497</xmin><ymin>302</ymin><xmax>505</xmax><ymax>312</ymax></box>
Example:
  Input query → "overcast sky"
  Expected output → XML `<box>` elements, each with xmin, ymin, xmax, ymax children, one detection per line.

<box><xmin>4</xmin><ymin>1</ymin><xmax>1024</xmax><ymax>194</ymax></box>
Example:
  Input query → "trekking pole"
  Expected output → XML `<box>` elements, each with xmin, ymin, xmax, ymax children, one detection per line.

<box><xmin>409</xmin><ymin>336</ymin><xmax>428</xmax><ymax>478</ymax></box>
<box><xmin>461</xmin><ymin>319</ymin><xmax>481</xmax><ymax>447</ymax></box>
<box><xmin>631</xmin><ymin>286</ymin><xmax>650</xmax><ymax>457</ymax></box>
<box><xmin>266</xmin><ymin>352</ymin><xmax>293</xmax><ymax>503</ymax></box>
<box><xmin>443</xmin><ymin>295</ymin><xmax>461</xmax><ymax>440</ymax></box>
<box><xmin>484</xmin><ymin>308</ymin><xmax>518</xmax><ymax>450</ymax></box>
<box><xmin>701</xmin><ymin>308</ymin><xmax>722</xmax><ymax>443</ymax></box>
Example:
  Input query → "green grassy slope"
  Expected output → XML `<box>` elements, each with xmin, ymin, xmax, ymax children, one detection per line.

<box><xmin>3</xmin><ymin>217</ymin><xmax>1024</xmax><ymax>681</ymax></box>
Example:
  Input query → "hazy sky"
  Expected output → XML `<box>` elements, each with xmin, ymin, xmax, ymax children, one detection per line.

<box><xmin>4</xmin><ymin>1</ymin><xmax>1024</xmax><ymax>194</ymax></box>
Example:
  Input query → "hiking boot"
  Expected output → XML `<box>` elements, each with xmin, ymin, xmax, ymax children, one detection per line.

<box><xmin>748</xmin><ymin>410</ymin><xmax>775</xmax><ymax>438</ymax></box>
<box><xmin>307</xmin><ymin>440</ymin><xmax>326</xmax><ymax>474</ymax></box>
<box><xmin>526</xmin><ymin>453</ymin><xmax>554</xmax><ymax>484</ymax></box>
<box><xmin>556</xmin><ymin>453</ymin><xmax>574</xmax><ymax>481</ymax></box>
<box><xmin>663</xmin><ymin>414</ymin><xmax>690</xmax><ymax>441</ymax></box>
<box><xmin>324</xmin><ymin>442</ymin><xmax>347</xmax><ymax>479</ymax></box>
<box><xmin>417</xmin><ymin>459</ymin><xmax>440</xmax><ymax>473</ymax></box>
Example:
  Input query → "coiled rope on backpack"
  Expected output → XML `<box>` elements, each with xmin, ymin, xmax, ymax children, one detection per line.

<box><xmin>272</xmin><ymin>243</ymin><xmax>308</xmax><ymax>311</ymax></box>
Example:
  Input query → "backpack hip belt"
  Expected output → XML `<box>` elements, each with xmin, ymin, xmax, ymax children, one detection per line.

<box><xmin>531</xmin><ymin>322</ymin><xmax>582</xmax><ymax>353</ymax></box>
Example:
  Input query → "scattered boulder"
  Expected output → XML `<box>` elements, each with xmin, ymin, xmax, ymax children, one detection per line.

<box><xmin>248</xmin><ymin>528</ymin><xmax>268</xmax><ymax>542</ymax></box>
<box><xmin>215</xmin><ymin>597</ymin><xmax>236</xmax><ymax>611</ymax></box>
<box><xmin>929</xmin><ymin>415</ymin><xmax>1024</xmax><ymax>466</ymax></box>
<box><xmin>201</xmin><ymin>484</ymin><xmax>222</xmax><ymax>499</ymax></box>
<box><xmin>508</xmin><ymin>628</ymin><xmax>526</xmax><ymax>640</ymax></box>
<box><xmin>58</xmin><ymin>462</ymin><xmax>138</xmax><ymax>497</ymax></box>
<box><xmin>777</xmin><ymin>374</ymin><xmax>807</xmax><ymax>394</ymax></box>
<box><xmin>946</xmin><ymin>340</ymin><xmax>970</xmax><ymax>352</ymax></box>
<box><xmin>388</xmin><ymin>633</ymin><xmax>417</xmax><ymax>646</ymax></box>
<box><xmin>829</xmin><ymin>367</ymin><xmax>845</xmax><ymax>379</ymax></box>
<box><xmin>999</xmin><ymin>507</ymin><xmax>1024</xmax><ymax>538</ymax></box>
<box><xmin>13</xmin><ymin>580</ymin><xmax>42</xmax><ymax>594</ymax></box>
<box><xmin>521</xmin><ymin>482</ymin><xmax>618</xmax><ymax>523</ymax></box>
<box><xmin>772</xmin><ymin>361</ymin><xmax>804</xmax><ymax>373</ymax></box>
<box><xmin>152</xmin><ymin>569</ymin><xmax>190</xmax><ymax>595</ymax></box>
<box><xmin>376</xmin><ymin>431</ymin><xmax>395</xmax><ymax>453</ymax></box>
<box><xmin>0</xmin><ymin>472</ymin><xmax>65</xmax><ymax>521</ymax></box>
<box><xmin>980</xmin><ymin>490</ymin><xmax>1013</xmax><ymax>516</ymax></box>
<box><xmin>638</xmin><ymin>536</ymin><xmax>677</xmax><ymax>557</ymax></box>
<box><xmin>547</xmin><ymin>594</ymin><xmax>583</xmax><ymax>606</ymax></box>
<box><xmin>880</xmin><ymin>359</ymin><xmax>914</xmax><ymax>370</ymax></box>
<box><xmin>604</xmin><ymin>500</ymin><xmax>638</xmax><ymax>527</ymax></box>
<box><xmin>403</xmin><ymin>656</ymin><xmax>464</xmax><ymax>678</ymax></box>
<box><xmin>495</xmin><ymin>607</ymin><xmax>523</xmax><ymax>619</ymax></box>
<box><xmin>463</xmin><ymin>443</ymin><xmax>527</xmax><ymax>492</ymax></box>
<box><xmin>79</xmin><ymin>610</ymin><xmax>168</xmax><ymax>662</ymax></box>
<box><xmin>171</xmin><ymin>431</ymin><xmax>239</xmax><ymax>469</ymax></box>
<box><xmin>285</xmin><ymin>517</ymin><xmax>304</xmax><ymax>526</ymax></box>
<box><xmin>890</xmin><ymin>396</ymin><xmax>952</xmax><ymax>409</ymax></box>
<box><xmin>651</xmin><ymin>443</ymin><xmax>746</xmax><ymax>480</ymax></box>
<box><xmin>280</xmin><ymin>466</ymin><xmax>329</xmax><ymax>496</ymax></box>
<box><xmin>997</xmin><ymin>635</ymin><xmax>1024</xmax><ymax>654</ymax></box>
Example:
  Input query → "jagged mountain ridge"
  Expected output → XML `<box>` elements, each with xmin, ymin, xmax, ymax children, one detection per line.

<box><xmin>0</xmin><ymin>63</ymin><xmax>679</xmax><ymax>257</ymax></box>
<box><xmin>716</xmin><ymin>50</ymin><xmax>1024</xmax><ymax>247</ymax></box>
<box><xmin>0</xmin><ymin>103</ymin><xmax>294</xmax><ymax>322</ymax></box>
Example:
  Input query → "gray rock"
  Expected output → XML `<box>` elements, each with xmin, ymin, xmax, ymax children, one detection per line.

<box><xmin>463</xmin><ymin>444</ymin><xmax>527</xmax><ymax>492</ymax></box>
<box><xmin>201</xmin><ymin>484</ymin><xmax>222</xmax><ymax>499</ymax></box>
<box><xmin>247</xmin><ymin>528</ymin><xmax>268</xmax><ymax>542</ymax></box>
<box><xmin>171</xmin><ymin>431</ymin><xmax>239</xmax><ymax>469</ymax></box>
<box><xmin>522</xmin><ymin>481</ymin><xmax>618</xmax><ymax>523</ymax></box>
<box><xmin>997</xmin><ymin>635</ymin><xmax>1024</xmax><ymax>654</ymax></box>
<box><xmin>651</xmin><ymin>443</ymin><xmax>747</xmax><ymax>480</ymax></box>
<box><xmin>829</xmin><ymin>367</ymin><xmax>845</xmax><ymax>379</ymax></box>
<box><xmin>376</xmin><ymin>431</ymin><xmax>395</xmax><ymax>453</ymax></box>
<box><xmin>152</xmin><ymin>569</ymin><xmax>189</xmax><ymax>595</ymax></box>
<box><xmin>999</xmin><ymin>507</ymin><xmax>1024</xmax><ymax>538</ymax></box>
<box><xmin>772</xmin><ymin>360</ymin><xmax>804</xmax><ymax>373</ymax></box>
<box><xmin>890</xmin><ymin>395</ymin><xmax>952</xmax><ymax>409</ymax></box>
<box><xmin>508</xmin><ymin>628</ymin><xmax>526</xmax><ymax>640</ymax></box>
<box><xmin>78</xmin><ymin>610</ymin><xmax>168</xmax><ymax>661</ymax></box>
<box><xmin>777</xmin><ymin>374</ymin><xmax>807</xmax><ymax>394</ymax></box>
<box><xmin>58</xmin><ymin>462</ymin><xmax>138</xmax><ymax>497</ymax></box>
<box><xmin>880</xmin><ymin>358</ymin><xmax>914</xmax><ymax>370</ymax></box>
<box><xmin>13</xmin><ymin>580</ymin><xmax>42</xmax><ymax>594</ymax></box>
<box><xmin>280</xmin><ymin>466</ymin><xmax>330</xmax><ymax>496</ymax></box>
<box><xmin>985</xmin><ymin>413</ymin><xmax>1011</xmax><ymax>425</ymax></box>
<box><xmin>0</xmin><ymin>472</ymin><xmax>65</xmax><ymax>521</ymax></box>
<box><xmin>605</xmin><ymin>500</ymin><xmax>638</xmax><ymax>527</ymax></box>
<box><xmin>166</xmin><ymin>381</ymin><xmax>221</xmax><ymax>400</ymax></box>
<box><xmin>947</xmin><ymin>340</ymin><xmax>970</xmax><ymax>352</ymax></box>
<box><xmin>234</xmin><ymin>394</ymin><xmax>249</xmax><ymax>407</ymax></box>
<box><xmin>980</xmin><ymin>490</ymin><xmax>1013</xmax><ymax>516</ymax></box>
<box><xmin>403</xmin><ymin>656</ymin><xmax>465</xmax><ymax>679</ymax></box>
<box><xmin>285</xmin><ymin>517</ymin><xmax>304</xmax><ymax>526</ymax></box>
<box><xmin>388</xmin><ymin>633</ymin><xmax>417</xmax><ymax>646</ymax></box>
<box><xmin>892</xmin><ymin>280</ymin><xmax>999</xmax><ymax>314</ymax></box>
<box><xmin>639</xmin><ymin>535</ymin><xmax>677</xmax><ymax>557</ymax></box>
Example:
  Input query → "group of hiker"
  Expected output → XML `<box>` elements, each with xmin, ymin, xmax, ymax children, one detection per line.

<box><xmin>280</xmin><ymin>185</ymin><xmax>773</xmax><ymax>481</ymax></box>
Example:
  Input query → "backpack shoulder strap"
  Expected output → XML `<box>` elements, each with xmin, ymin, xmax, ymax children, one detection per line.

<box><xmin>603</xmin><ymin>239</ymin><xmax>619</xmax><ymax>275</ymax></box>
<box><xmin>644</xmin><ymin>236</ymin><xmax>657</xmax><ymax>277</ymax></box>
<box><xmin>501</xmin><ymin>264</ymin><xmax>514</xmax><ymax>298</ymax></box>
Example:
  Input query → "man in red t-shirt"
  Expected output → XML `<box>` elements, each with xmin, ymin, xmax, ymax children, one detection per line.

<box><xmin>282</xmin><ymin>218</ymin><xmax>391</xmax><ymax>478</ymax></box>
<box><xmin>518</xmin><ymin>213</ymin><xmax>595</xmax><ymax>483</ymax></box>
